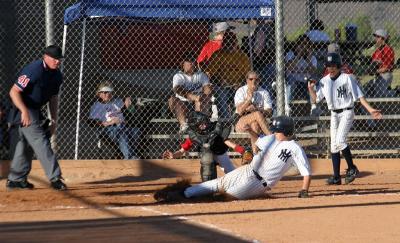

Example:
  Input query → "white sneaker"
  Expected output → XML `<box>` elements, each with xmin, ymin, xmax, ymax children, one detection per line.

<box><xmin>310</xmin><ymin>104</ymin><xmax>322</xmax><ymax>117</ymax></box>
<box><xmin>285</xmin><ymin>105</ymin><xmax>291</xmax><ymax>116</ymax></box>
<box><xmin>179</xmin><ymin>123</ymin><xmax>189</xmax><ymax>134</ymax></box>
<box><xmin>211</xmin><ymin>104</ymin><xmax>219</xmax><ymax>121</ymax></box>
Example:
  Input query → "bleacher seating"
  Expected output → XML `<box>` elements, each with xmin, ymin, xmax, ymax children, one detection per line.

<box><xmin>147</xmin><ymin>97</ymin><xmax>400</xmax><ymax>158</ymax></box>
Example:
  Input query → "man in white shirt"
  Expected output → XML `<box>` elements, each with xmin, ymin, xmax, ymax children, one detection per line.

<box><xmin>234</xmin><ymin>71</ymin><xmax>273</xmax><ymax>153</ymax></box>
<box><xmin>168</xmin><ymin>58</ymin><xmax>212</xmax><ymax>133</ymax></box>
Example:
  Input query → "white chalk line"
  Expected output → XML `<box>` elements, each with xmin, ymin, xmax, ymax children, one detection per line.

<box><xmin>139</xmin><ymin>206</ymin><xmax>258</xmax><ymax>243</ymax></box>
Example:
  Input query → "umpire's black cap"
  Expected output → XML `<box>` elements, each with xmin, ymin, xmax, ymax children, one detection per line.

<box><xmin>44</xmin><ymin>45</ymin><xmax>63</xmax><ymax>59</ymax></box>
<box><xmin>325</xmin><ymin>52</ymin><xmax>342</xmax><ymax>68</ymax></box>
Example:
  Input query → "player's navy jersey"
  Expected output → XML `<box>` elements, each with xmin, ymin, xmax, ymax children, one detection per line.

<box><xmin>15</xmin><ymin>60</ymin><xmax>63</xmax><ymax>109</ymax></box>
<box><xmin>11</xmin><ymin>59</ymin><xmax>63</xmax><ymax>124</ymax></box>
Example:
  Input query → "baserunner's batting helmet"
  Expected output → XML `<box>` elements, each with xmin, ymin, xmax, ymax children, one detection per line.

<box><xmin>325</xmin><ymin>52</ymin><xmax>342</xmax><ymax>68</ymax></box>
<box><xmin>270</xmin><ymin>116</ymin><xmax>295</xmax><ymax>136</ymax></box>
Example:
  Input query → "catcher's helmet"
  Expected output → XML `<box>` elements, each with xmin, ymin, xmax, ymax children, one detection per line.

<box><xmin>188</xmin><ymin>111</ymin><xmax>211</xmax><ymax>134</ymax></box>
<box><xmin>325</xmin><ymin>52</ymin><xmax>342</xmax><ymax>68</ymax></box>
<box><xmin>270</xmin><ymin>116</ymin><xmax>295</xmax><ymax>136</ymax></box>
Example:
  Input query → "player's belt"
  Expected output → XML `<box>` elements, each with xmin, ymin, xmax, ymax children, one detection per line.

<box><xmin>252</xmin><ymin>170</ymin><xmax>268</xmax><ymax>187</ymax></box>
<box><xmin>332</xmin><ymin>107</ymin><xmax>353</xmax><ymax>113</ymax></box>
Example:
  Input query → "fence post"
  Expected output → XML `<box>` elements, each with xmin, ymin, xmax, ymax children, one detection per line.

<box><xmin>274</xmin><ymin>0</ymin><xmax>285</xmax><ymax>115</ymax></box>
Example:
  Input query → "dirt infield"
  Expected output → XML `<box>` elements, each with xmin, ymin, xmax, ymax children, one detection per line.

<box><xmin>0</xmin><ymin>158</ymin><xmax>399</xmax><ymax>243</ymax></box>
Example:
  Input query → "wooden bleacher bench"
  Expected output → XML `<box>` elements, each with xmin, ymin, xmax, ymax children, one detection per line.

<box><xmin>147</xmin><ymin>97</ymin><xmax>400</xmax><ymax>157</ymax></box>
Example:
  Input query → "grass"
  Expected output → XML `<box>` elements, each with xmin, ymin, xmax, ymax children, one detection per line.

<box><xmin>359</xmin><ymin>68</ymin><xmax>400</xmax><ymax>88</ymax></box>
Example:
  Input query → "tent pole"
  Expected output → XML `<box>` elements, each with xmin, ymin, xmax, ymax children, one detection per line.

<box><xmin>50</xmin><ymin>24</ymin><xmax>68</xmax><ymax>154</ymax></box>
<box><xmin>62</xmin><ymin>25</ymin><xmax>68</xmax><ymax>62</ymax></box>
<box><xmin>248</xmin><ymin>20</ymin><xmax>253</xmax><ymax>70</ymax></box>
<box><xmin>274</xmin><ymin>0</ymin><xmax>285</xmax><ymax>116</ymax></box>
<box><xmin>74</xmin><ymin>18</ymin><xmax>87</xmax><ymax>160</ymax></box>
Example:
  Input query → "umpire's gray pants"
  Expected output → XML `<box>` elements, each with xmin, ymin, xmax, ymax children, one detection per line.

<box><xmin>8</xmin><ymin>122</ymin><xmax>62</xmax><ymax>182</ymax></box>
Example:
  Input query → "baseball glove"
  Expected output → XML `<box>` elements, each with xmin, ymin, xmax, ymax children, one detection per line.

<box><xmin>298</xmin><ymin>189</ymin><xmax>310</xmax><ymax>198</ymax></box>
<box><xmin>153</xmin><ymin>178</ymin><xmax>192</xmax><ymax>203</ymax></box>
<box><xmin>241</xmin><ymin>149</ymin><xmax>253</xmax><ymax>165</ymax></box>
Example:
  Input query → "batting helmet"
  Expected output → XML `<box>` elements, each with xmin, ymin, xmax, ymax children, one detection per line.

<box><xmin>325</xmin><ymin>52</ymin><xmax>342</xmax><ymax>68</ymax></box>
<box><xmin>188</xmin><ymin>111</ymin><xmax>211</xmax><ymax>134</ymax></box>
<box><xmin>270</xmin><ymin>116</ymin><xmax>295</xmax><ymax>136</ymax></box>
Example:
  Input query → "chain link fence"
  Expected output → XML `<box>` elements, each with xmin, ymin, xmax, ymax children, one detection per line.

<box><xmin>0</xmin><ymin>0</ymin><xmax>399</xmax><ymax>160</ymax></box>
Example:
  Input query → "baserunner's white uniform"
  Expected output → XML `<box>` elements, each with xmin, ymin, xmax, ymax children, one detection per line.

<box><xmin>316</xmin><ymin>73</ymin><xmax>364</xmax><ymax>153</ymax></box>
<box><xmin>184</xmin><ymin>135</ymin><xmax>311</xmax><ymax>199</ymax></box>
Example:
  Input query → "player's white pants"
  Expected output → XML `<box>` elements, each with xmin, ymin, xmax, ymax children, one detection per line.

<box><xmin>214</xmin><ymin>153</ymin><xmax>235</xmax><ymax>173</ymax></box>
<box><xmin>184</xmin><ymin>165</ymin><xmax>269</xmax><ymax>200</ymax></box>
<box><xmin>330</xmin><ymin>109</ymin><xmax>354</xmax><ymax>153</ymax></box>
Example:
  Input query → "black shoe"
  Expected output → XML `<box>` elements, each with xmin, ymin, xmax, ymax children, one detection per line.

<box><xmin>326</xmin><ymin>176</ymin><xmax>341</xmax><ymax>185</ymax></box>
<box><xmin>6</xmin><ymin>179</ymin><xmax>34</xmax><ymax>191</ymax></box>
<box><xmin>345</xmin><ymin>166</ymin><xmax>359</xmax><ymax>184</ymax></box>
<box><xmin>51</xmin><ymin>179</ymin><xmax>67</xmax><ymax>191</ymax></box>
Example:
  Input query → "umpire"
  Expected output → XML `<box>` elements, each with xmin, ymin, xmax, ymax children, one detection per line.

<box><xmin>6</xmin><ymin>45</ymin><xmax>67</xmax><ymax>191</ymax></box>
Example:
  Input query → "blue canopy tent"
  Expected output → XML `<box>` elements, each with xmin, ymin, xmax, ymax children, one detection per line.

<box><xmin>62</xmin><ymin>0</ymin><xmax>275</xmax><ymax>159</ymax></box>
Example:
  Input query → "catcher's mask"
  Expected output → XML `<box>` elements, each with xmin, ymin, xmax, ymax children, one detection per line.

<box><xmin>269</xmin><ymin>116</ymin><xmax>295</xmax><ymax>137</ymax></box>
<box><xmin>188</xmin><ymin>111</ymin><xmax>211</xmax><ymax>135</ymax></box>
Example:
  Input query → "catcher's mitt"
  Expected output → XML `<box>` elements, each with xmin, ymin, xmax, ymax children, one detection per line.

<box><xmin>153</xmin><ymin>179</ymin><xmax>191</xmax><ymax>203</ymax></box>
<box><xmin>241</xmin><ymin>149</ymin><xmax>253</xmax><ymax>165</ymax></box>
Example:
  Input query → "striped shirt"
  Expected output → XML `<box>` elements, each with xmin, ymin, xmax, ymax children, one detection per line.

<box><xmin>251</xmin><ymin>135</ymin><xmax>311</xmax><ymax>188</ymax></box>
<box><xmin>316</xmin><ymin>73</ymin><xmax>363</xmax><ymax>110</ymax></box>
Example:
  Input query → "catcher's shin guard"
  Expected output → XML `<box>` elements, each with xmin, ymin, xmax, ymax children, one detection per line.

<box><xmin>200</xmin><ymin>144</ymin><xmax>217</xmax><ymax>182</ymax></box>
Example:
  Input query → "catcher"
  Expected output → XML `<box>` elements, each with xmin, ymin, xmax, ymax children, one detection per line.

<box><xmin>163</xmin><ymin>111</ymin><xmax>252</xmax><ymax>182</ymax></box>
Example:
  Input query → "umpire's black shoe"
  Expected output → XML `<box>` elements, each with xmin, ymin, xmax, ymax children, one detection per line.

<box><xmin>51</xmin><ymin>178</ymin><xmax>67</xmax><ymax>191</ymax></box>
<box><xmin>345</xmin><ymin>166</ymin><xmax>359</xmax><ymax>184</ymax></box>
<box><xmin>6</xmin><ymin>179</ymin><xmax>34</xmax><ymax>191</ymax></box>
<box><xmin>326</xmin><ymin>176</ymin><xmax>341</xmax><ymax>185</ymax></box>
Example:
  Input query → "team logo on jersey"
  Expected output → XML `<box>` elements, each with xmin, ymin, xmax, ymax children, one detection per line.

<box><xmin>337</xmin><ymin>85</ymin><xmax>347</xmax><ymax>98</ymax></box>
<box><xmin>17</xmin><ymin>75</ymin><xmax>30</xmax><ymax>88</ymax></box>
<box><xmin>278</xmin><ymin>149</ymin><xmax>292</xmax><ymax>163</ymax></box>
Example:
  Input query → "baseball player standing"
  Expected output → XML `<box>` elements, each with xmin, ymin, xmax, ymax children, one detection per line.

<box><xmin>308</xmin><ymin>53</ymin><xmax>382</xmax><ymax>185</ymax></box>
<box><xmin>155</xmin><ymin>116</ymin><xmax>312</xmax><ymax>201</ymax></box>
<box><xmin>6</xmin><ymin>45</ymin><xmax>67</xmax><ymax>191</ymax></box>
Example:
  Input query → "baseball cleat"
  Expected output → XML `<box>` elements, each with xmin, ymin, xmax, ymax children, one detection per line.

<box><xmin>51</xmin><ymin>178</ymin><xmax>67</xmax><ymax>191</ymax></box>
<box><xmin>154</xmin><ymin>179</ymin><xmax>191</xmax><ymax>202</ymax></box>
<box><xmin>326</xmin><ymin>176</ymin><xmax>341</xmax><ymax>185</ymax></box>
<box><xmin>6</xmin><ymin>179</ymin><xmax>34</xmax><ymax>191</ymax></box>
<box><xmin>344</xmin><ymin>166</ymin><xmax>359</xmax><ymax>184</ymax></box>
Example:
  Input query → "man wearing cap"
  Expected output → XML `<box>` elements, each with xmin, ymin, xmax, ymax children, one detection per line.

<box><xmin>197</xmin><ymin>22</ymin><xmax>234</xmax><ymax>70</ymax></box>
<box><xmin>6</xmin><ymin>45</ymin><xmax>67</xmax><ymax>191</ymax></box>
<box><xmin>89</xmin><ymin>81</ymin><xmax>140</xmax><ymax>159</ymax></box>
<box><xmin>365</xmin><ymin>29</ymin><xmax>395</xmax><ymax>97</ymax></box>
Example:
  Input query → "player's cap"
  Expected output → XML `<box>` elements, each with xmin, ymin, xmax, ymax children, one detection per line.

<box><xmin>373</xmin><ymin>29</ymin><xmax>388</xmax><ymax>39</ymax></box>
<box><xmin>44</xmin><ymin>45</ymin><xmax>63</xmax><ymax>59</ymax></box>
<box><xmin>327</xmin><ymin>43</ymin><xmax>340</xmax><ymax>54</ymax></box>
<box><xmin>212</xmin><ymin>22</ymin><xmax>234</xmax><ymax>33</ymax></box>
<box><xmin>325</xmin><ymin>52</ymin><xmax>342</xmax><ymax>67</ymax></box>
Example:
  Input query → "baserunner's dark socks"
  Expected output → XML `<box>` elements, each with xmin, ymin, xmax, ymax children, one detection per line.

<box><xmin>332</xmin><ymin>152</ymin><xmax>341</xmax><ymax>178</ymax></box>
<box><xmin>341</xmin><ymin>146</ymin><xmax>355</xmax><ymax>169</ymax></box>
